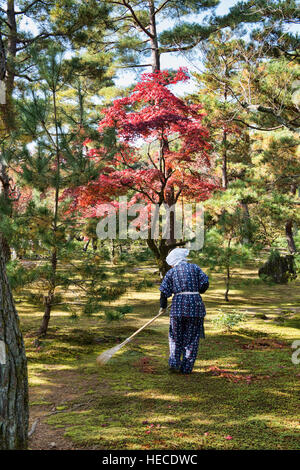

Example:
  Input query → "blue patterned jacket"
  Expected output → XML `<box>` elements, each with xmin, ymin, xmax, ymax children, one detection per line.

<box><xmin>159</xmin><ymin>261</ymin><xmax>209</xmax><ymax>317</ymax></box>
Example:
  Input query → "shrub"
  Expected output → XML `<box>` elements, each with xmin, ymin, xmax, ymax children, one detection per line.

<box><xmin>26</xmin><ymin>291</ymin><xmax>63</xmax><ymax>306</ymax></box>
<box><xmin>135</xmin><ymin>277</ymin><xmax>155</xmax><ymax>290</ymax></box>
<box><xmin>212</xmin><ymin>309</ymin><xmax>246</xmax><ymax>332</ymax></box>
<box><xmin>104</xmin><ymin>305</ymin><xmax>133</xmax><ymax>322</ymax></box>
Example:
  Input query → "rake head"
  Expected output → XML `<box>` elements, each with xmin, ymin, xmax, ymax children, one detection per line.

<box><xmin>96</xmin><ymin>343</ymin><xmax>123</xmax><ymax>366</ymax></box>
<box><xmin>96</xmin><ymin>306</ymin><xmax>167</xmax><ymax>366</ymax></box>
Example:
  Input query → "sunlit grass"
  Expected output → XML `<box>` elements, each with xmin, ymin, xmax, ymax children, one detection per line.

<box><xmin>18</xmin><ymin>261</ymin><xmax>300</xmax><ymax>450</ymax></box>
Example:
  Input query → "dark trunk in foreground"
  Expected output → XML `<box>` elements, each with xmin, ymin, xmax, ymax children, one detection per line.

<box><xmin>0</xmin><ymin>241</ymin><xmax>29</xmax><ymax>449</ymax></box>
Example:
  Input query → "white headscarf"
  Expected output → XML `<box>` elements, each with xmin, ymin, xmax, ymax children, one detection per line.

<box><xmin>166</xmin><ymin>248</ymin><xmax>190</xmax><ymax>267</ymax></box>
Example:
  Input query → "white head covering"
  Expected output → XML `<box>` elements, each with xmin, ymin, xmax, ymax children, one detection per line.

<box><xmin>166</xmin><ymin>248</ymin><xmax>190</xmax><ymax>267</ymax></box>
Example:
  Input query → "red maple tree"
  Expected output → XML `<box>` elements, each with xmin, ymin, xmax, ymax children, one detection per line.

<box><xmin>65</xmin><ymin>68</ymin><xmax>217</xmax><ymax>274</ymax></box>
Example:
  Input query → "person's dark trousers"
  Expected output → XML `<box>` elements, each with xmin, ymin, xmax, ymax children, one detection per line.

<box><xmin>168</xmin><ymin>316</ymin><xmax>204</xmax><ymax>374</ymax></box>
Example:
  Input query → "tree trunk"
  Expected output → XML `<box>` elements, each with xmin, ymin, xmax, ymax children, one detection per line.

<box><xmin>224</xmin><ymin>265</ymin><xmax>230</xmax><ymax>302</ymax></box>
<box><xmin>38</xmin><ymin>294</ymin><xmax>53</xmax><ymax>337</ymax></box>
<box><xmin>37</xmin><ymin>84</ymin><xmax>61</xmax><ymax>338</ymax></box>
<box><xmin>147</xmin><ymin>237</ymin><xmax>170</xmax><ymax>278</ymax></box>
<box><xmin>1</xmin><ymin>235</ymin><xmax>11</xmax><ymax>264</ymax></box>
<box><xmin>221</xmin><ymin>80</ymin><xmax>229</xmax><ymax>189</ymax></box>
<box><xmin>0</xmin><ymin>2</ymin><xmax>18</xmax><ymax>263</ymax></box>
<box><xmin>221</xmin><ymin>129</ymin><xmax>228</xmax><ymax>189</ymax></box>
<box><xmin>37</xmin><ymin>249</ymin><xmax>57</xmax><ymax>337</ymax></box>
<box><xmin>148</xmin><ymin>0</ymin><xmax>160</xmax><ymax>71</ymax></box>
<box><xmin>0</xmin><ymin>243</ymin><xmax>29</xmax><ymax>449</ymax></box>
<box><xmin>285</xmin><ymin>219</ymin><xmax>297</xmax><ymax>254</ymax></box>
<box><xmin>147</xmin><ymin>235</ymin><xmax>187</xmax><ymax>278</ymax></box>
<box><xmin>224</xmin><ymin>238</ymin><xmax>231</xmax><ymax>301</ymax></box>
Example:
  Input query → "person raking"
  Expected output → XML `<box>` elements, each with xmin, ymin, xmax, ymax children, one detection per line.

<box><xmin>159</xmin><ymin>248</ymin><xmax>209</xmax><ymax>374</ymax></box>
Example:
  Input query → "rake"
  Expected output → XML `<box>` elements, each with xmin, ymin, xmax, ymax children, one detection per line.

<box><xmin>96</xmin><ymin>306</ymin><xmax>170</xmax><ymax>366</ymax></box>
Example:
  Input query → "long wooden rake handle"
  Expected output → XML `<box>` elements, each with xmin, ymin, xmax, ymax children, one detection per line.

<box><xmin>117</xmin><ymin>305</ymin><xmax>170</xmax><ymax>349</ymax></box>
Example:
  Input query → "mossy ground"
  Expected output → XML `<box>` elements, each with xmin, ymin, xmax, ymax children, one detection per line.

<box><xmin>19</xmin><ymin>262</ymin><xmax>300</xmax><ymax>450</ymax></box>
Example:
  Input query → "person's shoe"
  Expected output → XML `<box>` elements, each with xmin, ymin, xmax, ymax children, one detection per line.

<box><xmin>168</xmin><ymin>367</ymin><xmax>180</xmax><ymax>373</ymax></box>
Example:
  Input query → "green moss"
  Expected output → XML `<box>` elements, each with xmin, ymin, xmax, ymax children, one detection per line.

<box><xmin>20</xmin><ymin>262</ymin><xmax>300</xmax><ymax>450</ymax></box>
<box><xmin>30</xmin><ymin>400</ymin><xmax>53</xmax><ymax>406</ymax></box>
<box><xmin>47</xmin><ymin>410</ymin><xmax>99</xmax><ymax>426</ymax></box>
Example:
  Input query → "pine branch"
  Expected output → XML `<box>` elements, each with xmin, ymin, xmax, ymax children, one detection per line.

<box><xmin>114</xmin><ymin>1</ymin><xmax>153</xmax><ymax>39</ymax></box>
<box><xmin>15</xmin><ymin>0</ymin><xmax>48</xmax><ymax>15</ymax></box>
<box><xmin>241</xmin><ymin>104</ymin><xmax>300</xmax><ymax>131</ymax></box>
<box><xmin>154</xmin><ymin>0</ymin><xmax>172</xmax><ymax>16</ymax></box>
<box><xmin>232</xmin><ymin>118</ymin><xmax>284</xmax><ymax>132</ymax></box>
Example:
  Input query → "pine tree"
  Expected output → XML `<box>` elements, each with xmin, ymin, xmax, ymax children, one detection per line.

<box><xmin>97</xmin><ymin>0</ymin><xmax>221</xmax><ymax>71</ymax></box>
<box><xmin>189</xmin><ymin>31</ymin><xmax>259</xmax><ymax>245</ymax></box>
<box><xmin>212</xmin><ymin>0</ymin><xmax>300</xmax><ymax>130</ymax></box>
<box><xmin>0</xmin><ymin>1</ymin><xmax>112</xmax><ymax>260</ymax></box>
<box><xmin>214</xmin><ymin>0</ymin><xmax>299</xmax><ymax>59</ymax></box>
<box><xmin>16</xmin><ymin>46</ymin><xmax>128</xmax><ymax>335</ymax></box>
<box><xmin>17</xmin><ymin>46</ymin><xmax>105</xmax><ymax>336</ymax></box>
<box><xmin>187</xmin><ymin>25</ymin><xmax>299</xmax><ymax>286</ymax></box>
<box><xmin>250</xmin><ymin>131</ymin><xmax>299</xmax><ymax>254</ymax></box>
